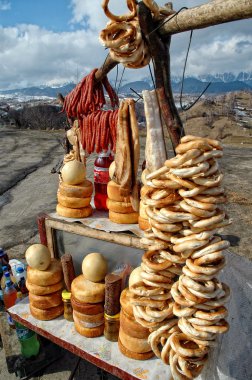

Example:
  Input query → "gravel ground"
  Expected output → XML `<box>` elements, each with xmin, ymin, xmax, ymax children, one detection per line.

<box><xmin>0</xmin><ymin>125</ymin><xmax>252</xmax><ymax>379</ymax></box>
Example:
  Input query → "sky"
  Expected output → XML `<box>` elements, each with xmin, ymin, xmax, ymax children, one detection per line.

<box><xmin>0</xmin><ymin>0</ymin><xmax>251</xmax><ymax>90</ymax></box>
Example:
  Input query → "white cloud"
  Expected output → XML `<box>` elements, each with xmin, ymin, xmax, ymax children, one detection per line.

<box><xmin>0</xmin><ymin>0</ymin><xmax>11</xmax><ymax>11</ymax></box>
<box><xmin>0</xmin><ymin>0</ymin><xmax>251</xmax><ymax>90</ymax></box>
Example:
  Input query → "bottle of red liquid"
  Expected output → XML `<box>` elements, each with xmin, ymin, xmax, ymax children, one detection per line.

<box><xmin>94</xmin><ymin>151</ymin><xmax>113</xmax><ymax>211</ymax></box>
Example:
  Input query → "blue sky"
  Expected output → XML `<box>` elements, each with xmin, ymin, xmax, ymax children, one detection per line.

<box><xmin>0</xmin><ymin>0</ymin><xmax>76</xmax><ymax>31</ymax></box>
<box><xmin>0</xmin><ymin>0</ymin><xmax>251</xmax><ymax>90</ymax></box>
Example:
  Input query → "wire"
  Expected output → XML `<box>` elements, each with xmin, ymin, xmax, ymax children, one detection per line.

<box><xmin>147</xmin><ymin>7</ymin><xmax>188</xmax><ymax>37</ymax></box>
<box><xmin>179</xmin><ymin>31</ymin><xmax>211</xmax><ymax>111</ymax></box>
<box><xmin>148</xmin><ymin>62</ymin><xmax>156</xmax><ymax>90</ymax></box>
<box><xmin>116</xmin><ymin>66</ymin><xmax>125</xmax><ymax>96</ymax></box>
<box><xmin>114</xmin><ymin>64</ymin><xmax>119</xmax><ymax>91</ymax></box>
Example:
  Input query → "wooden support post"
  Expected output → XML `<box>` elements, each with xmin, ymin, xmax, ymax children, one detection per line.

<box><xmin>159</xmin><ymin>0</ymin><xmax>252</xmax><ymax>35</ymax></box>
<box><xmin>138</xmin><ymin>1</ymin><xmax>183</xmax><ymax>148</ymax></box>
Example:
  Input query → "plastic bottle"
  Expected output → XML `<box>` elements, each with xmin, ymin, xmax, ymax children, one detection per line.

<box><xmin>15</xmin><ymin>292</ymin><xmax>40</xmax><ymax>358</ymax></box>
<box><xmin>0</xmin><ymin>285</ymin><xmax>4</xmax><ymax>312</ymax></box>
<box><xmin>94</xmin><ymin>151</ymin><xmax>113</xmax><ymax>211</ymax></box>
<box><xmin>3</xmin><ymin>279</ymin><xmax>17</xmax><ymax>328</ymax></box>
<box><xmin>15</xmin><ymin>267</ymin><xmax>28</xmax><ymax>295</ymax></box>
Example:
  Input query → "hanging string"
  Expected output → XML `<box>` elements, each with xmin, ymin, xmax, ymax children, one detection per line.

<box><xmin>116</xmin><ymin>66</ymin><xmax>125</xmax><ymax>96</ymax></box>
<box><xmin>147</xmin><ymin>7</ymin><xmax>188</xmax><ymax>37</ymax></box>
<box><xmin>148</xmin><ymin>62</ymin><xmax>156</xmax><ymax>90</ymax></box>
<box><xmin>179</xmin><ymin>31</ymin><xmax>211</xmax><ymax>111</ymax></box>
<box><xmin>114</xmin><ymin>64</ymin><xmax>119</xmax><ymax>92</ymax></box>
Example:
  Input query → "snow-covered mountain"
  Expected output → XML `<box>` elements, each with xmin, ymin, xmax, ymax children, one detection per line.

<box><xmin>0</xmin><ymin>72</ymin><xmax>251</xmax><ymax>99</ymax></box>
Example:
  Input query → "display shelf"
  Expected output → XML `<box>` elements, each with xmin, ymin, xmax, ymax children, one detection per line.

<box><xmin>9</xmin><ymin>298</ymin><xmax>171</xmax><ymax>380</ymax></box>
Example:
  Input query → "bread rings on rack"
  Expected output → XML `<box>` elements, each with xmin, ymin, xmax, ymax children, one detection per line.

<box><xmin>99</xmin><ymin>22</ymin><xmax>135</xmax><ymax>48</ymax></box>
<box><xmin>189</xmin><ymin>210</ymin><xmax>225</xmax><ymax>228</ymax></box>
<box><xmin>176</xmin><ymin>141</ymin><xmax>212</xmax><ymax>154</ymax></box>
<box><xmin>178</xmin><ymin>317</ymin><xmax>216</xmax><ymax>341</ymax></box>
<box><xmin>181</xmin><ymin>150</ymin><xmax>223</xmax><ymax>167</ymax></box>
<box><xmin>130</xmin><ymin>294</ymin><xmax>168</xmax><ymax>309</ymax></box>
<box><xmin>186</xmin><ymin>257</ymin><xmax>225</xmax><ymax>275</ymax></box>
<box><xmin>179</xmin><ymin>200</ymin><xmax>216</xmax><ymax>218</ymax></box>
<box><xmin>180</xmin><ymin>275</ymin><xmax>216</xmax><ymax>294</ymax></box>
<box><xmin>170</xmin><ymin>161</ymin><xmax>210</xmax><ymax>178</ymax></box>
<box><xmin>142</xmin><ymin>278</ymin><xmax>173</xmax><ymax>290</ymax></box>
<box><xmin>151</xmin><ymin>227</ymin><xmax>172</xmax><ymax>242</ymax></box>
<box><xmin>169</xmin><ymin>332</ymin><xmax>209</xmax><ymax>358</ymax></box>
<box><xmin>159</xmin><ymin>207</ymin><xmax>199</xmax><ymax>222</ymax></box>
<box><xmin>194</xmin><ymin>306</ymin><xmax>228</xmax><ymax>321</ymax></box>
<box><xmin>143</xmin><ymin>192</ymin><xmax>181</xmax><ymax>207</ymax></box>
<box><xmin>191</xmin><ymin>239</ymin><xmax>229</xmax><ymax>259</ymax></box>
<box><xmin>183</xmin><ymin>197</ymin><xmax>217</xmax><ymax>211</ymax></box>
<box><xmin>202</xmin><ymin>159</ymin><xmax>219</xmax><ymax>177</ymax></box>
<box><xmin>150</xmin><ymin>188</ymin><xmax>175</xmax><ymax>200</ymax></box>
<box><xmin>130</xmin><ymin>281</ymin><xmax>163</xmax><ymax>296</ymax></box>
<box><xmin>182</xmin><ymin>265</ymin><xmax>216</xmax><ymax>281</ymax></box>
<box><xmin>166</xmin><ymin>173</ymin><xmax>197</xmax><ymax>190</ymax></box>
<box><xmin>151</xmin><ymin>178</ymin><xmax>181</xmax><ymax>189</ymax></box>
<box><xmin>164</xmin><ymin>149</ymin><xmax>202</xmax><ymax>169</ymax></box>
<box><xmin>141</xmin><ymin>270</ymin><xmax>173</xmax><ymax>284</ymax></box>
<box><xmin>140</xmin><ymin>237</ymin><xmax>171</xmax><ymax>251</ymax></box>
<box><xmin>192</xmin><ymin>319</ymin><xmax>229</xmax><ymax>334</ymax></box>
<box><xmin>173</xmin><ymin>239</ymin><xmax>209</xmax><ymax>253</ymax></box>
<box><xmin>180</xmin><ymin>135</ymin><xmax>223</xmax><ymax>150</ymax></box>
<box><xmin>192</xmin><ymin>173</ymin><xmax>223</xmax><ymax>187</ymax></box>
<box><xmin>178</xmin><ymin>186</ymin><xmax>207</xmax><ymax>198</ymax></box>
<box><xmin>160</xmin><ymin>249</ymin><xmax>185</xmax><ymax>265</ymax></box>
<box><xmin>173</xmin><ymin>303</ymin><xmax>196</xmax><ymax>318</ymax></box>
<box><xmin>171</xmin><ymin>230</ymin><xmax>216</xmax><ymax>244</ymax></box>
<box><xmin>110</xmin><ymin>40</ymin><xmax>145</xmax><ymax>63</ymax></box>
<box><xmin>149</xmin><ymin>219</ymin><xmax>182</xmax><ymax>232</ymax></box>
<box><xmin>142</xmin><ymin>250</ymin><xmax>172</xmax><ymax>271</ymax></box>
<box><xmin>194</xmin><ymin>194</ymin><xmax>227</xmax><ymax>204</ymax></box>
<box><xmin>141</xmin><ymin>262</ymin><xmax>176</xmax><ymax>279</ymax></box>
<box><xmin>148</xmin><ymin>319</ymin><xmax>178</xmax><ymax>358</ymax></box>
<box><xmin>102</xmin><ymin>0</ymin><xmax>137</xmax><ymax>22</ymax></box>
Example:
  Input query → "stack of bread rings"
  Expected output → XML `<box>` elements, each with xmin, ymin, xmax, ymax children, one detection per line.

<box><xmin>100</xmin><ymin>0</ymin><xmax>151</xmax><ymax>69</ymax></box>
<box><xmin>132</xmin><ymin>135</ymin><xmax>231</xmax><ymax>379</ymax></box>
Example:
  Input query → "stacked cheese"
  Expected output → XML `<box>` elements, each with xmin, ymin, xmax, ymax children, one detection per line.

<box><xmin>71</xmin><ymin>253</ymin><xmax>108</xmax><ymax>338</ymax></box>
<box><xmin>71</xmin><ymin>276</ymin><xmax>105</xmax><ymax>338</ymax></box>
<box><xmin>138</xmin><ymin>185</ymin><xmax>151</xmax><ymax>231</ymax></box>
<box><xmin>107</xmin><ymin>180</ymin><xmax>138</xmax><ymax>224</ymax></box>
<box><xmin>25</xmin><ymin>245</ymin><xmax>64</xmax><ymax>320</ymax></box>
<box><xmin>118</xmin><ymin>288</ymin><xmax>154</xmax><ymax>360</ymax></box>
<box><xmin>56</xmin><ymin>160</ymin><xmax>93</xmax><ymax>218</ymax></box>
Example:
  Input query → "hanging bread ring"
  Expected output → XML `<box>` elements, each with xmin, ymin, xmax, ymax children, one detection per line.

<box><xmin>99</xmin><ymin>22</ymin><xmax>135</xmax><ymax>48</ymax></box>
<box><xmin>102</xmin><ymin>0</ymin><xmax>137</xmax><ymax>22</ymax></box>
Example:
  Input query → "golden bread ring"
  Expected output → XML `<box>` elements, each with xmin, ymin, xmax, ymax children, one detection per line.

<box><xmin>102</xmin><ymin>0</ymin><xmax>137</xmax><ymax>22</ymax></box>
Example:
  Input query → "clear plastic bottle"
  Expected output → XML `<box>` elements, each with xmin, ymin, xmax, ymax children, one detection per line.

<box><xmin>0</xmin><ymin>285</ymin><xmax>4</xmax><ymax>312</ymax></box>
<box><xmin>15</xmin><ymin>267</ymin><xmax>28</xmax><ymax>295</ymax></box>
<box><xmin>94</xmin><ymin>151</ymin><xmax>113</xmax><ymax>211</ymax></box>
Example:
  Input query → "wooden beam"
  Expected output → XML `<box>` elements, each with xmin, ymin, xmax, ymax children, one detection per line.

<box><xmin>159</xmin><ymin>0</ymin><xmax>252</xmax><ymax>35</ymax></box>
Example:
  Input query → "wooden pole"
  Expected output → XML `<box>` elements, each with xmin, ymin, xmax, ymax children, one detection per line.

<box><xmin>159</xmin><ymin>0</ymin><xmax>252</xmax><ymax>35</ymax></box>
<box><xmin>138</xmin><ymin>2</ymin><xmax>183</xmax><ymax>147</ymax></box>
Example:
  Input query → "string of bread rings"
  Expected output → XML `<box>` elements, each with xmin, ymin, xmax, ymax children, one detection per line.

<box><xmin>100</xmin><ymin>0</ymin><xmax>151</xmax><ymax>68</ymax></box>
<box><xmin>129</xmin><ymin>135</ymin><xmax>231</xmax><ymax>379</ymax></box>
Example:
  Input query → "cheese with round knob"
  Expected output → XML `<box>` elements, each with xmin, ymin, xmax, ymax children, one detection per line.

<box><xmin>25</xmin><ymin>244</ymin><xmax>51</xmax><ymax>271</ymax></box>
<box><xmin>82</xmin><ymin>253</ymin><xmax>108</xmax><ymax>283</ymax></box>
<box><xmin>61</xmin><ymin>160</ymin><xmax>86</xmax><ymax>185</ymax></box>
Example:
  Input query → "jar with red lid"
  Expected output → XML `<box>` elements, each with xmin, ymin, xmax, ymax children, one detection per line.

<box><xmin>94</xmin><ymin>151</ymin><xmax>113</xmax><ymax>211</ymax></box>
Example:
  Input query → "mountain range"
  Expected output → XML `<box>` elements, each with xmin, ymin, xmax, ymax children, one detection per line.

<box><xmin>0</xmin><ymin>72</ymin><xmax>251</xmax><ymax>98</ymax></box>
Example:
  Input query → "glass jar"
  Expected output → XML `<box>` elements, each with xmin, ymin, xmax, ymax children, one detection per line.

<box><xmin>104</xmin><ymin>313</ymin><xmax>120</xmax><ymax>342</ymax></box>
<box><xmin>62</xmin><ymin>290</ymin><xmax>73</xmax><ymax>321</ymax></box>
